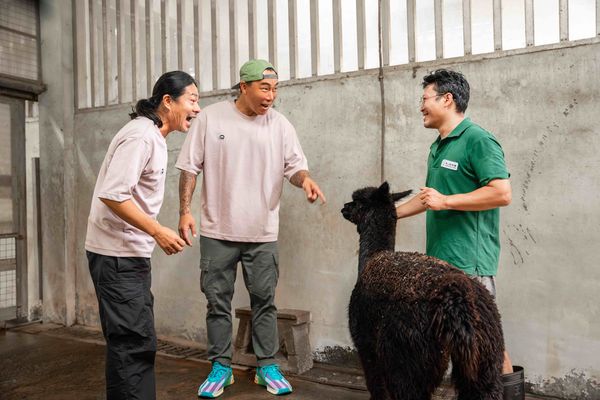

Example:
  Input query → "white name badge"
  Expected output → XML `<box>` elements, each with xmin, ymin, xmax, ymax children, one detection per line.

<box><xmin>441</xmin><ymin>159</ymin><xmax>458</xmax><ymax>170</ymax></box>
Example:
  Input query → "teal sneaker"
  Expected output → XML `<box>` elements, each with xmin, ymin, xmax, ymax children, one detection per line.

<box><xmin>197</xmin><ymin>361</ymin><xmax>234</xmax><ymax>398</ymax></box>
<box><xmin>254</xmin><ymin>364</ymin><xmax>293</xmax><ymax>395</ymax></box>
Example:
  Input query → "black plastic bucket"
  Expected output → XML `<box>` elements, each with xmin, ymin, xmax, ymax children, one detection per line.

<box><xmin>502</xmin><ymin>365</ymin><xmax>525</xmax><ymax>400</ymax></box>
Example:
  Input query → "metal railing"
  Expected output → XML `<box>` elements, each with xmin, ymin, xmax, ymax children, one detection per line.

<box><xmin>0</xmin><ymin>233</ymin><xmax>18</xmax><ymax>321</ymax></box>
<box><xmin>72</xmin><ymin>0</ymin><xmax>600</xmax><ymax>110</ymax></box>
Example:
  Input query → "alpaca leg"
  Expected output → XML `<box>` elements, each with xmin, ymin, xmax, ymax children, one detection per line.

<box><xmin>358</xmin><ymin>352</ymin><xmax>390</xmax><ymax>400</ymax></box>
<box><xmin>452</xmin><ymin>357</ymin><xmax>503</xmax><ymax>400</ymax></box>
<box><xmin>383</xmin><ymin>371</ymin><xmax>433</xmax><ymax>400</ymax></box>
<box><xmin>379</xmin><ymin>339</ymin><xmax>443</xmax><ymax>400</ymax></box>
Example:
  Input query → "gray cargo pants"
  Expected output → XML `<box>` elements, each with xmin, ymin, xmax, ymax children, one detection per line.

<box><xmin>199</xmin><ymin>236</ymin><xmax>279</xmax><ymax>367</ymax></box>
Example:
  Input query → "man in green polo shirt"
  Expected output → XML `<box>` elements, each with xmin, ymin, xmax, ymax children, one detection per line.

<box><xmin>395</xmin><ymin>69</ymin><xmax>514</xmax><ymax>374</ymax></box>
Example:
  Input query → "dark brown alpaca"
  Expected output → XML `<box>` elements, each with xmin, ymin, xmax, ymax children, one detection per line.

<box><xmin>342</xmin><ymin>182</ymin><xmax>504</xmax><ymax>400</ymax></box>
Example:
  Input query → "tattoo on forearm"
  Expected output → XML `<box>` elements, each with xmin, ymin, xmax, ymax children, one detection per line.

<box><xmin>290</xmin><ymin>170</ymin><xmax>309</xmax><ymax>188</ymax></box>
<box><xmin>179</xmin><ymin>171</ymin><xmax>197</xmax><ymax>216</ymax></box>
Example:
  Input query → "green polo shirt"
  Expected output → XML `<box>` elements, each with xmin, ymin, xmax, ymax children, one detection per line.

<box><xmin>425</xmin><ymin>118</ymin><xmax>509</xmax><ymax>276</ymax></box>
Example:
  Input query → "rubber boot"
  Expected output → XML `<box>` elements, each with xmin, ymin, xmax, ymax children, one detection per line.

<box><xmin>502</xmin><ymin>365</ymin><xmax>525</xmax><ymax>400</ymax></box>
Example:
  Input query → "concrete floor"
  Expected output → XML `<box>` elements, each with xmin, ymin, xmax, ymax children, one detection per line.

<box><xmin>0</xmin><ymin>326</ymin><xmax>370</xmax><ymax>400</ymax></box>
<box><xmin>0</xmin><ymin>324</ymin><xmax>547</xmax><ymax>400</ymax></box>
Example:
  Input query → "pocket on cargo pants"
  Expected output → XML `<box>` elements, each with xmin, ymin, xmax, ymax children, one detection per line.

<box><xmin>98</xmin><ymin>280</ymin><xmax>154</xmax><ymax>344</ymax></box>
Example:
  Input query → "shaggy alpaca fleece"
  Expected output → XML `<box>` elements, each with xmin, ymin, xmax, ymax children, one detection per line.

<box><xmin>342</xmin><ymin>182</ymin><xmax>504</xmax><ymax>400</ymax></box>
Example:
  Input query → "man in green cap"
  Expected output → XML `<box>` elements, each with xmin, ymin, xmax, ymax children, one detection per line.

<box><xmin>394</xmin><ymin>69</ymin><xmax>514</xmax><ymax>374</ymax></box>
<box><xmin>176</xmin><ymin>59</ymin><xmax>326</xmax><ymax>398</ymax></box>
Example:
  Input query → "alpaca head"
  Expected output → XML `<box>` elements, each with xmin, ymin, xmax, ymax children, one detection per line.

<box><xmin>341</xmin><ymin>182</ymin><xmax>412</xmax><ymax>231</ymax></box>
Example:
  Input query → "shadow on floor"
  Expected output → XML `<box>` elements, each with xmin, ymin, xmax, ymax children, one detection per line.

<box><xmin>0</xmin><ymin>323</ymin><xmax>546</xmax><ymax>400</ymax></box>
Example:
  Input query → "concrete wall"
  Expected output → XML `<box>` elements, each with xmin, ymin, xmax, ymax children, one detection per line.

<box><xmin>39</xmin><ymin>7</ymin><xmax>600</xmax><ymax>394</ymax></box>
<box><xmin>39</xmin><ymin>0</ymin><xmax>78</xmax><ymax>326</ymax></box>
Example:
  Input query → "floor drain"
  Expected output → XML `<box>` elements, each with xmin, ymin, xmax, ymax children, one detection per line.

<box><xmin>49</xmin><ymin>325</ymin><xmax>208</xmax><ymax>360</ymax></box>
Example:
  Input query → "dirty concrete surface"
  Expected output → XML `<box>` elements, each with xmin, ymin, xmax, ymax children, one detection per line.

<box><xmin>0</xmin><ymin>323</ymin><xmax>548</xmax><ymax>400</ymax></box>
<box><xmin>0</xmin><ymin>325</ymin><xmax>368</xmax><ymax>400</ymax></box>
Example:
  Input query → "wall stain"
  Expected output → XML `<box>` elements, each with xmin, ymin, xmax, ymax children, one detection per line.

<box><xmin>521</xmin><ymin>128</ymin><xmax>551</xmax><ymax>211</ymax></box>
<box><xmin>313</xmin><ymin>345</ymin><xmax>361</xmax><ymax>369</ymax></box>
<box><xmin>507</xmin><ymin>237</ymin><xmax>524</xmax><ymax>265</ymax></box>
<box><xmin>526</xmin><ymin>369</ymin><xmax>600</xmax><ymax>400</ymax></box>
<box><xmin>504</xmin><ymin>224</ymin><xmax>535</xmax><ymax>266</ymax></box>
<box><xmin>563</xmin><ymin>98</ymin><xmax>578</xmax><ymax>117</ymax></box>
<box><xmin>526</xmin><ymin>227</ymin><xmax>537</xmax><ymax>244</ymax></box>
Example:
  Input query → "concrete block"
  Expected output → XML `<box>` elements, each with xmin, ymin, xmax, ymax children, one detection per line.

<box><xmin>233</xmin><ymin>306</ymin><xmax>313</xmax><ymax>374</ymax></box>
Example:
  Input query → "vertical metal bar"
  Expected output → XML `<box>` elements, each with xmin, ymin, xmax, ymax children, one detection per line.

<box><xmin>35</xmin><ymin>0</ymin><xmax>42</xmax><ymax>82</ymax></box>
<box><xmin>177</xmin><ymin>0</ymin><xmax>183</xmax><ymax>69</ymax></box>
<box><xmin>161</xmin><ymin>0</ymin><xmax>166</xmax><ymax>73</ymax></box>
<box><xmin>332</xmin><ymin>0</ymin><xmax>342</xmax><ymax>73</ymax></box>
<box><xmin>102</xmin><ymin>0</ymin><xmax>109</xmax><ymax>105</ymax></box>
<box><xmin>230</xmin><ymin>0</ymin><xmax>237</xmax><ymax>85</ymax></box>
<box><xmin>71</xmin><ymin>0</ymin><xmax>79</xmax><ymax>110</ymax></box>
<box><xmin>462</xmin><ymin>0</ymin><xmax>472</xmax><ymax>55</ymax></box>
<box><xmin>310</xmin><ymin>0</ymin><xmax>319</xmax><ymax>76</ymax></box>
<box><xmin>211</xmin><ymin>0</ymin><xmax>218</xmax><ymax>89</ymax></box>
<box><xmin>268</xmin><ymin>0</ymin><xmax>277</xmax><ymax>65</ymax></box>
<box><xmin>145</xmin><ymin>0</ymin><xmax>152</xmax><ymax>94</ymax></box>
<box><xmin>597</xmin><ymin>0</ymin><xmax>600</xmax><ymax>37</ymax></box>
<box><xmin>525</xmin><ymin>0</ymin><xmax>534</xmax><ymax>46</ymax></box>
<box><xmin>288</xmin><ymin>0</ymin><xmax>297</xmax><ymax>79</ymax></box>
<box><xmin>377</xmin><ymin>0</ymin><xmax>385</xmax><ymax>181</ymax></box>
<box><xmin>194</xmin><ymin>0</ymin><xmax>200</xmax><ymax>81</ymax></box>
<box><xmin>108</xmin><ymin>0</ymin><xmax>119</xmax><ymax>104</ymax></box>
<box><xmin>559</xmin><ymin>0</ymin><xmax>568</xmax><ymax>41</ymax></box>
<box><xmin>131</xmin><ymin>0</ymin><xmax>137</xmax><ymax>100</ymax></box>
<box><xmin>34</xmin><ymin>157</ymin><xmax>42</xmax><ymax>300</ymax></box>
<box><xmin>117</xmin><ymin>0</ymin><xmax>123</xmax><ymax>103</ymax></box>
<box><xmin>434</xmin><ymin>0</ymin><xmax>443</xmax><ymax>59</ymax></box>
<box><xmin>89</xmin><ymin>0</ymin><xmax>96</xmax><ymax>106</ymax></box>
<box><xmin>13</xmin><ymin>100</ymin><xmax>27</xmax><ymax>319</ymax></box>
<box><xmin>248</xmin><ymin>0</ymin><xmax>255</xmax><ymax>59</ymax></box>
<box><xmin>381</xmin><ymin>0</ymin><xmax>390</xmax><ymax>66</ymax></box>
<box><xmin>493</xmin><ymin>0</ymin><xmax>502</xmax><ymax>50</ymax></box>
<box><xmin>356</xmin><ymin>0</ymin><xmax>365</xmax><ymax>69</ymax></box>
<box><xmin>407</xmin><ymin>0</ymin><xmax>416</xmax><ymax>62</ymax></box>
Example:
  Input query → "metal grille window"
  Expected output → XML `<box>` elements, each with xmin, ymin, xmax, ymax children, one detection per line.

<box><xmin>0</xmin><ymin>0</ymin><xmax>40</xmax><ymax>81</ymax></box>
<box><xmin>0</xmin><ymin>236</ymin><xmax>17</xmax><ymax>310</ymax></box>
<box><xmin>73</xmin><ymin>0</ymin><xmax>600</xmax><ymax>109</ymax></box>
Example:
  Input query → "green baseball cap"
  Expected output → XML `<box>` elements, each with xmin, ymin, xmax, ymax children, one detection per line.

<box><xmin>232</xmin><ymin>59</ymin><xmax>278</xmax><ymax>89</ymax></box>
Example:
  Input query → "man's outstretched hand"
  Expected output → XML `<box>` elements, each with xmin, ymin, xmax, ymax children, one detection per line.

<box><xmin>302</xmin><ymin>177</ymin><xmax>327</xmax><ymax>204</ymax></box>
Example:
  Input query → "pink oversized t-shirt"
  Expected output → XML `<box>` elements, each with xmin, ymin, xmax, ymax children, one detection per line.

<box><xmin>175</xmin><ymin>100</ymin><xmax>308</xmax><ymax>242</ymax></box>
<box><xmin>85</xmin><ymin>117</ymin><xmax>168</xmax><ymax>257</ymax></box>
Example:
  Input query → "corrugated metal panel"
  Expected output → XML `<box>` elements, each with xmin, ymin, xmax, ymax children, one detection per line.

<box><xmin>0</xmin><ymin>0</ymin><xmax>39</xmax><ymax>82</ymax></box>
<box><xmin>0</xmin><ymin>0</ymin><xmax>36</xmax><ymax>36</ymax></box>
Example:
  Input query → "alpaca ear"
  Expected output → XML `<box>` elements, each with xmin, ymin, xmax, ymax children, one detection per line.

<box><xmin>391</xmin><ymin>189</ymin><xmax>412</xmax><ymax>202</ymax></box>
<box><xmin>377</xmin><ymin>181</ymin><xmax>390</xmax><ymax>194</ymax></box>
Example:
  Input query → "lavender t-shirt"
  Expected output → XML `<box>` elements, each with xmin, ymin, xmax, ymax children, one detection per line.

<box><xmin>85</xmin><ymin>117</ymin><xmax>167</xmax><ymax>257</ymax></box>
<box><xmin>175</xmin><ymin>100</ymin><xmax>308</xmax><ymax>242</ymax></box>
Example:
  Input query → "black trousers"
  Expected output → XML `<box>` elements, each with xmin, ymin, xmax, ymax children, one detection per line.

<box><xmin>87</xmin><ymin>251</ymin><xmax>157</xmax><ymax>400</ymax></box>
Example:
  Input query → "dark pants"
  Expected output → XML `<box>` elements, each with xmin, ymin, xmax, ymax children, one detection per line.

<box><xmin>87</xmin><ymin>251</ymin><xmax>157</xmax><ymax>400</ymax></box>
<box><xmin>199</xmin><ymin>236</ymin><xmax>279</xmax><ymax>367</ymax></box>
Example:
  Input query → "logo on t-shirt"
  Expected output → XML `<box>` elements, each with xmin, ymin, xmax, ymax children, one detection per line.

<box><xmin>441</xmin><ymin>159</ymin><xmax>458</xmax><ymax>171</ymax></box>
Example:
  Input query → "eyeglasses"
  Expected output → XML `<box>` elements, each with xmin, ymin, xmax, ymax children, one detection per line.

<box><xmin>419</xmin><ymin>93</ymin><xmax>447</xmax><ymax>106</ymax></box>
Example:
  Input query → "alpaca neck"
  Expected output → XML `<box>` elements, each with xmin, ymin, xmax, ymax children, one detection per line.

<box><xmin>358</xmin><ymin>219</ymin><xmax>396</xmax><ymax>274</ymax></box>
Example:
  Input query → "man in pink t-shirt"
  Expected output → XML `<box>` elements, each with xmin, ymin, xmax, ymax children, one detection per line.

<box><xmin>86</xmin><ymin>71</ymin><xmax>200</xmax><ymax>400</ymax></box>
<box><xmin>176</xmin><ymin>59</ymin><xmax>325</xmax><ymax>398</ymax></box>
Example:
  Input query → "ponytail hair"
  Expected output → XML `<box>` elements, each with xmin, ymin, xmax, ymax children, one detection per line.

<box><xmin>129</xmin><ymin>71</ymin><xmax>197</xmax><ymax>127</ymax></box>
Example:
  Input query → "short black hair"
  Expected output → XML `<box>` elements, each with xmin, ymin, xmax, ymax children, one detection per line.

<box><xmin>422</xmin><ymin>69</ymin><xmax>470</xmax><ymax>113</ymax></box>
